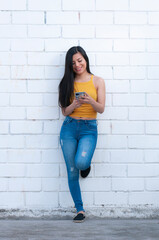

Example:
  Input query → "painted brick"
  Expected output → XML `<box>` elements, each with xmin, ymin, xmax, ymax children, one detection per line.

<box><xmin>128</xmin><ymin>136</ymin><xmax>159</xmax><ymax>149</ymax></box>
<box><xmin>0</xmin><ymin>121</ymin><xmax>9</xmax><ymax>134</ymax></box>
<box><xmin>45</xmin><ymin>39</ymin><xmax>78</xmax><ymax>51</ymax></box>
<box><xmin>131</xmin><ymin>80</ymin><xmax>159</xmax><ymax>93</ymax></box>
<box><xmin>80</xmin><ymin>12</ymin><xmax>113</xmax><ymax>24</ymax></box>
<box><xmin>10</xmin><ymin>121</ymin><xmax>43</xmax><ymax>134</ymax></box>
<box><xmin>147</xmin><ymin>40</ymin><xmax>159</xmax><ymax>52</ymax></box>
<box><xmin>0</xmin><ymin>164</ymin><xmax>26</xmax><ymax>177</ymax></box>
<box><xmin>145</xmin><ymin>178</ymin><xmax>159</xmax><ymax>191</ymax></box>
<box><xmin>80</xmin><ymin>39</ymin><xmax>112</xmax><ymax>52</ymax></box>
<box><xmin>42</xmin><ymin>178</ymin><xmax>60</xmax><ymax>191</ymax></box>
<box><xmin>130</xmin><ymin>0</ymin><xmax>159</xmax><ymax>11</ymax></box>
<box><xmin>26</xmin><ymin>164</ymin><xmax>59</xmax><ymax>177</ymax></box>
<box><xmin>112</xmin><ymin>121</ymin><xmax>144</xmax><ymax>134</ymax></box>
<box><xmin>0</xmin><ymin>80</ymin><xmax>26</xmax><ymax>93</ymax></box>
<box><xmin>97</xmin><ymin>135</ymin><xmax>127</xmax><ymax>149</ymax></box>
<box><xmin>96</xmin><ymin>0</ymin><xmax>128</xmax><ymax>10</ymax></box>
<box><xmin>44</xmin><ymin>120</ymin><xmax>60</xmax><ymax>134</ymax></box>
<box><xmin>96</xmin><ymin>53</ymin><xmax>129</xmax><ymax>66</ymax></box>
<box><xmin>0</xmin><ymin>107</ymin><xmax>25</xmax><ymax>119</ymax></box>
<box><xmin>47</xmin><ymin>12</ymin><xmax>78</xmax><ymax>24</ymax></box>
<box><xmin>130</xmin><ymin>53</ymin><xmax>159</xmax><ymax>65</ymax></box>
<box><xmin>113</xmin><ymin>94</ymin><xmax>145</xmax><ymax>106</ymax></box>
<box><xmin>11</xmin><ymin>39</ymin><xmax>44</xmax><ymax>51</ymax></box>
<box><xmin>0</xmin><ymin>94</ymin><xmax>9</xmax><ymax>106</ymax></box>
<box><xmin>98</xmin><ymin>107</ymin><xmax>128</xmax><ymax>120</ymax></box>
<box><xmin>27</xmin><ymin>107</ymin><xmax>59</xmax><ymax>120</ymax></box>
<box><xmin>93</xmin><ymin>149</ymin><xmax>110</xmax><ymax>163</ymax></box>
<box><xmin>62</xmin><ymin>26</ymin><xmax>94</xmax><ymax>38</ymax></box>
<box><xmin>0</xmin><ymin>25</ymin><xmax>27</xmax><ymax>38</ymax></box>
<box><xmin>0</xmin><ymin>0</ymin><xmax>26</xmax><ymax>10</ymax></box>
<box><xmin>8</xmin><ymin>150</ymin><xmax>41</xmax><ymax>163</ymax></box>
<box><xmin>148</xmin><ymin>12</ymin><xmax>159</xmax><ymax>24</ymax></box>
<box><xmin>115</xmin><ymin>12</ymin><xmax>147</xmax><ymax>24</ymax></box>
<box><xmin>80</xmin><ymin>178</ymin><xmax>111</xmax><ymax>191</ymax></box>
<box><xmin>10</xmin><ymin>93</ymin><xmax>43</xmax><ymax>106</ymax></box>
<box><xmin>110</xmin><ymin>150</ymin><xmax>144</xmax><ymax>163</ymax></box>
<box><xmin>112</xmin><ymin>178</ymin><xmax>144</xmax><ymax>191</ymax></box>
<box><xmin>0</xmin><ymin>150</ymin><xmax>8</xmax><ymax>163</ymax></box>
<box><xmin>130</xmin><ymin>26</ymin><xmax>159</xmax><ymax>38</ymax></box>
<box><xmin>129</xmin><ymin>192</ymin><xmax>159</xmax><ymax>205</ymax></box>
<box><xmin>28</xmin><ymin>53</ymin><xmax>62</xmax><ymax>66</ymax></box>
<box><xmin>95</xmin><ymin>164</ymin><xmax>127</xmax><ymax>177</ymax></box>
<box><xmin>128</xmin><ymin>164</ymin><xmax>159</xmax><ymax>177</ymax></box>
<box><xmin>62</xmin><ymin>0</ymin><xmax>95</xmax><ymax>10</ymax></box>
<box><xmin>0</xmin><ymin>52</ymin><xmax>27</xmax><ymax>65</ymax></box>
<box><xmin>96</xmin><ymin>26</ymin><xmax>128</xmax><ymax>38</ymax></box>
<box><xmin>0</xmin><ymin>192</ymin><xmax>24</xmax><ymax>207</ymax></box>
<box><xmin>45</xmin><ymin>66</ymin><xmax>64</xmax><ymax>79</ymax></box>
<box><xmin>26</xmin><ymin>192</ymin><xmax>58</xmax><ymax>207</ymax></box>
<box><xmin>146</xmin><ymin>122</ymin><xmax>159</xmax><ymax>134</ymax></box>
<box><xmin>42</xmin><ymin>149</ymin><xmax>63</xmax><ymax>163</ymax></box>
<box><xmin>11</xmin><ymin>66</ymin><xmax>44</xmax><ymax>79</ymax></box>
<box><xmin>148</xmin><ymin>67</ymin><xmax>159</xmax><ymax>79</ymax></box>
<box><xmin>8</xmin><ymin>178</ymin><xmax>41</xmax><ymax>191</ymax></box>
<box><xmin>129</xmin><ymin>107</ymin><xmax>159</xmax><ymax>120</ymax></box>
<box><xmin>106</xmin><ymin>80</ymin><xmax>129</xmax><ymax>93</ymax></box>
<box><xmin>114</xmin><ymin>66</ymin><xmax>146</xmax><ymax>79</ymax></box>
<box><xmin>0</xmin><ymin>178</ymin><xmax>8</xmax><ymax>191</ymax></box>
<box><xmin>0</xmin><ymin>66</ymin><xmax>10</xmax><ymax>79</ymax></box>
<box><xmin>28</xmin><ymin>26</ymin><xmax>61</xmax><ymax>38</ymax></box>
<box><xmin>95</xmin><ymin>192</ymin><xmax>128</xmax><ymax>205</ymax></box>
<box><xmin>0</xmin><ymin>12</ymin><xmax>11</xmax><ymax>24</ymax></box>
<box><xmin>147</xmin><ymin>94</ymin><xmax>159</xmax><ymax>106</ymax></box>
<box><xmin>145</xmin><ymin>150</ymin><xmax>159</xmax><ymax>163</ymax></box>
<box><xmin>28</xmin><ymin>0</ymin><xmax>61</xmax><ymax>10</ymax></box>
<box><xmin>97</xmin><ymin>120</ymin><xmax>111</xmax><ymax>134</ymax></box>
<box><xmin>12</xmin><ymin>12</ymin><xmax>44</xmax><ymax>24</ymax></box>
<box><xmin>28</xmin><ymin>80</ymin><xmax>59</xmax><ymax>93</ymax></box>
<box><xmin>114</xmin><ymin>40</ymin><xmax>145</xmax><ymax>52</ymax></box>
<box><xmin>0</xmin><ymin>40</ymin><xmax>10</xmax><ymax>51</ymax></box>
<box><xmin>25</xmin><ymin>135</ymin><xmax>58</xmax><ymax>149</ymax></box>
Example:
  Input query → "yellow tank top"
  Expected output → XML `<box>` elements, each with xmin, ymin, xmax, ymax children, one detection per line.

<box><xmin>69</xmin><ymin>74</ymin><xmax>97</xmax><ymax>119</ymax></box>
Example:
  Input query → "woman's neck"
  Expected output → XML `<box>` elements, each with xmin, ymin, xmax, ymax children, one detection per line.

<box><xmin>75</xmin><ymin>72</ymin><xmax>91</xmax><ymax>82</ymax></box>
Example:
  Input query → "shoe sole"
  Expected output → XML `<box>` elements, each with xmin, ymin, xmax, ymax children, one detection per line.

<box><xmin>73</xmin><ymin>219</ymin><xmax>85</xmax><ymax>223</ymax></box>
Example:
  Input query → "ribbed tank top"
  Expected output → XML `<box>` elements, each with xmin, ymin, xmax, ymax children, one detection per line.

<box><xmin>69</xmin><ymin>74</ymin><xmax>97</xmax><ymax>119</ymax></box>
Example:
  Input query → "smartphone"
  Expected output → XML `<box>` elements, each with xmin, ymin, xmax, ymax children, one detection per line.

<box><xmin>75</xmin><ymin>92</ymin><xmax>86</xmax><ymax>100</ymax></box>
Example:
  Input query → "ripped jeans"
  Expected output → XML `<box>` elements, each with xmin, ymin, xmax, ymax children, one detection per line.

<box><xmin>60</xmin><ymin>116</ymin><xmax>98</xmax><ymax>213</ymax></box>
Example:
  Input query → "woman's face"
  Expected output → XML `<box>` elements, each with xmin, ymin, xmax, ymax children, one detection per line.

<box><xmin>72</xmin><ymin>52</ymin><xmax>87</xmax><ymax>75</ymax></box>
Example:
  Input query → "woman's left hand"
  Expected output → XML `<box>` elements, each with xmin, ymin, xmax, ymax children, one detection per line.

<box><xmin>78</xmin><ymin>92</ymin><xmax>94</xmax><ymax>105</ymax></box>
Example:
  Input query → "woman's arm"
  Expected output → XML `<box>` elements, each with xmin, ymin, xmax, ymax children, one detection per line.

<box><xmin>79</xmin><ymin>78</ymin><xmax>105</xmax><ymax>114</ymax></box>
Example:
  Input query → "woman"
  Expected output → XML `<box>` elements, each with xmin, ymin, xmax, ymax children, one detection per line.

<box><xmin>58</xmin><ymin>46</ymin><xmax>105</xmax><ymax>223</ymax></box>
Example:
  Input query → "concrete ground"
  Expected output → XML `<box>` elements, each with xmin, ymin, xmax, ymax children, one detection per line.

<box><xmin>0</xmin><ymin>218</ymin><xmax>159</xmax><ymax>240</ymax></box>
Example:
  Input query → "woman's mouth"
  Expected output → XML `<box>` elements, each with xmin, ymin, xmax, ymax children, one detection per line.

<box><xmin>75</xmin><ymin>67</ymin><xmax>82</xmax><ymax>72</ymax></box>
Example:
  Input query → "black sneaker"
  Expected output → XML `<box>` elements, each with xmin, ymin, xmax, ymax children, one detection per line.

<box><xmin>81</xmin><ymin>166</ymin><xmax>91</xmax><ymax>178</ymax></box>
<box><xmin>73</xmin><ymin>213</ymin><xmax>85</xmax><ymax>223</ymax></box>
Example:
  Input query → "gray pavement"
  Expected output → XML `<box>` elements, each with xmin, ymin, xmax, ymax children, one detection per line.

<box><xmin>0</xmin><ymin>218</ymin><xmax>159</xmax><ymax>240</ymax></box>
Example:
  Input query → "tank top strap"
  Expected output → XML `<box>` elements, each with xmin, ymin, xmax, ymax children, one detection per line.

<box><xmin>91</xmin><ymin>74</ymin><xmax>93</xmax><ymax>81</ymax></box>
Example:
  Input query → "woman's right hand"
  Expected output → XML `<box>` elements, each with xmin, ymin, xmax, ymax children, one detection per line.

<box><xmin>72</xmin><ymin>99</ymin><xmax>82</xmax><ymax>109</ymax></box>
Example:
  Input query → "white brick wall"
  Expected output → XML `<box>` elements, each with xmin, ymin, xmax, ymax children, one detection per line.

<box><xmin>0</xmin><ymin>0</ymin><xmax>159</xmax><ymax>216</ymax></box>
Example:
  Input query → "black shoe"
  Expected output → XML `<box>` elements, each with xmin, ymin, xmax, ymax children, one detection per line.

<box><xmin>73</xmin><ymin>213</ymin><xmax>85</xmax><ymax>223</ymax></box>
<box><xmin>81</xmin><ymin>166</ymin><xmax>91</xmax><ymax>178</ymax></box>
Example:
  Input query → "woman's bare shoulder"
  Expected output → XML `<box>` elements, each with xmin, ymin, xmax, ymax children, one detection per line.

<box><xmin>93</xmin><ymin>75</ymin><xmax>105</xmax><ymax>86</ymax></box>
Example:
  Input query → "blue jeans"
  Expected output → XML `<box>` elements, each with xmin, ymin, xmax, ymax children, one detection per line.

<box><xmin>60</xmin><ymin>116</ymin><xmax>98</xmax><ymax>213</ymax></box>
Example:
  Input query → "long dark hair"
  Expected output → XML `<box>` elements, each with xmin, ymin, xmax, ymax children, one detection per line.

<box><xmin>58</xmin><ymin>46</ymin><xmax>92</xmax><ymax>108</ymax></box>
